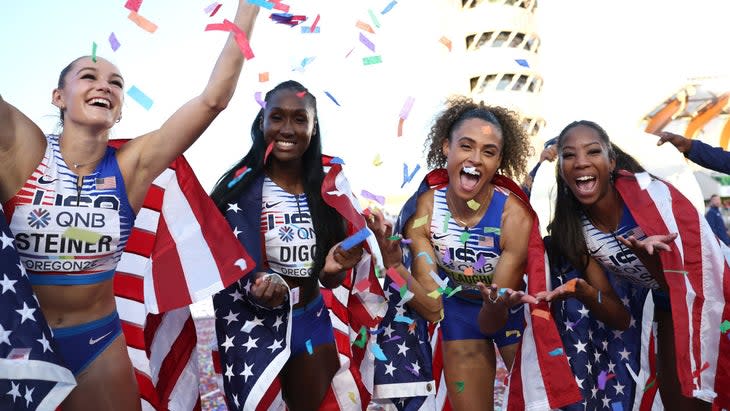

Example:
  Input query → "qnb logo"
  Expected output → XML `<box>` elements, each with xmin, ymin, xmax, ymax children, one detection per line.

<box><xmin>27</xmin><ymin>208</ymin><xmax>51</xmax><ymax>229</ymax></box>
<box><xmin>278</xmin><ymin>226</ymin><xmax>295</xmax><ymax>242</ymax></box>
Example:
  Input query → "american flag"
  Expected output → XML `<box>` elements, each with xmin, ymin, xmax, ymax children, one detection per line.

<box><xmin>108</xmin><ymin>140</ymin><xmax>255</xmax><ymax>410</ymax></box>
<box><xmin>95</xmin><ymin>176</ymin><xmax>117</xmax><ymax>190</ymax></box>
<box><xmin>212</xmin><ymin>157</ymin><xmax>386</xmax><ymax>410</ymax></box>
<box><xmin>613</xmin><ymin>171</ymin><xmax>730</xmax><ymax>409</ymax></box>
<box><xmin>374</xmin><ymin>169</ymin><xmax>582</xmax><ymax>410</ymax></box>
<box><xmin>0</xmin><ymin>205</ymin><xmax>76</xmax><ymax>411</ymax></box>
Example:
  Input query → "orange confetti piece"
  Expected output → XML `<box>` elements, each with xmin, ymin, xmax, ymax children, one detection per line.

<box><xmin>564</xmin><ymin>278</ymin><xmax>577</xmax><ymax>293</ymax></box>
<box><xmin>464</xmin><ymin>267</ymin><xmax>474</xmax><ymax>276</ymax></box>
<box><xmin>356</xmin><ymin>20</ymin><xmax>375</xmax><ymax>34</ymax></box>
<box><xmin>397</xmin><ymin>117</ymin><xmax>405</xmax><ymax>137</ymax></box>
<box><xmin>128</xmin><ymin>11</ymin><xmax>158</xmax><ymax>33</ymax></box>
<box><xmin>408</xmin><ymin>321</ymin><xmax>417</xmax><ymax>332</ymax></box>
<box><xmin>258</xmin><ymin>72</ymin><xmax>269</xmax><ymax>82</ymax></box>
<box><xmin>532</xmin><ymin>308</ymin><xmax>551</xmax><ymax>320</ymax></box>
<box><xmin>439</xmin><ymin>36</ymin><xmax>452</xmax><ymax>51</ymax></box>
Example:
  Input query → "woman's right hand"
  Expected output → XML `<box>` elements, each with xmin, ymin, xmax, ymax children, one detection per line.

<box><xmin>535</xmin><ymin>278</ymin><xmax>585</xmax><ymax>302</ymax></box>
<box><xmin>366</xmin><ymin>207</ymin><xmax>403</xmax><ymax>268</ymax></box>
<box><xmin>250</xmin><ymin>272</ymin><xmax>288</xmax><ymax>308</ymax></box>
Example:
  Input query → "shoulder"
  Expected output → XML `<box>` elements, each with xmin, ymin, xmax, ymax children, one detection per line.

<box><xmin>502</xmin><ymin>193</ymin><xmax>533</xmax><ymax>231</ymax></box>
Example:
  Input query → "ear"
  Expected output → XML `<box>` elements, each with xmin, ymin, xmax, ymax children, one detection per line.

<box><xmin>442</xmin><ymin>138</ymin><xmax>449</xmax><ymax>157</ymax></box>
<box><xmin>51</xmin><ymin>88</ymin><xmax>65</xmax><ymax>110</ymax></box>
<box><xmin>609</xmin><ymin>157</ymin><xmax>616</xmax><ymax>174</ymax></box>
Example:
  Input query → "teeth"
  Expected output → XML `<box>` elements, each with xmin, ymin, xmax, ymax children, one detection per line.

<box><xmin>277</xmin><ymin>140</ymin><xmax>295</xmax><ymax>146</ymax></box>
<box><xmin>88</xmin><ymin>98</ymin><xmax>110</xmax><ymax>108</ymax></box>
<box><xmin>576</xmin><ymin>176</ymin><xmax>595</xmax><ymax>181</ymax></box>
<box><xmin>462</xmin><ymin>166</ymin><xmax>480</xmax><ymax>176</ymax></box>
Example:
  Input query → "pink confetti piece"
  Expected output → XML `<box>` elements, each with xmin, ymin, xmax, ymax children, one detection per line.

<box><xmin>108</xmin><ymin>32</ymin><xmax>121</xmax><ymax>51</ymax></box>
<box><xmin>264</xmin><ymin>141</ymin><xmax>275</xmax><ymax>163</ymax></box>
<box><xmin>124</xmin><ymin>0</ymin><xmax>142</xmax><ymax>12</ymax></box>
<box><xmin>355</xmin><ymin>278</ymin><xmax>370</xmax><ymax>292</ymax></box>
<box><xmin>439</xmin><ymin>36</ymin><xmax>452</xmax><ymax>51</ymax></box>
<box><xmin>128</xmin><ymin>11</ymin><xmax>158</xmax><ymax>33</ymax></box>
<box><xmin>205</xmin><ymin>19</ymin><xmax>254</xmax><ymax>59</ymax></box>
<box><xmin>361</xmin><ymin>189</ymin><xmax>385</xmax><ymax>205</ymax></box>
<box><xmin>355</xmin><ymin>20</ymin><xmax>375</xmax><ymax>34</ymax></box>
<box><xmin>386</xmin><ymin>267</ymin><xmax>406</xmax><ymax>288</ymax></box>
<box><xmin>273</xmin><ymin>2</ymin><xmax>290</xmax><ymax>12</ymax></box>
<box><xmin>345</xmin><ymin>47</ymin><xmax>355</xmax><ymax>58</ymax></box>
<box><xmin>310</xmin><ymin>13</ymin><xmax>320</xmax><ymax>33</ymax></box>
<box><xmin>359</xmin><ymin>32</ymin><xmax>375</xmax><ymax>52</ymax></box>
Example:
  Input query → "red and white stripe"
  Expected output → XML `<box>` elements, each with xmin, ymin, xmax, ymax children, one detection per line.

<box><xmin>616</xmin><ymin>172</ymin><xmax>730</xmax><ymax>408</ymax></box>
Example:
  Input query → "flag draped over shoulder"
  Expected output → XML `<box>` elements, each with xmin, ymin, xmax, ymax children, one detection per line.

<box><xmin>108</xmin><ymin>140</ymin><xmax>255</xmax><ymax>411</ymax></box>
<box><xmin>375</xmin><ymin>169</ymin><xmax>581</xmax><ymax>411</ymax></box>
<box><xmin>614</xmin><ymin>171</ymin><xmax>730</xmax><ymax>408</ymax></box>
<box><xmin>0</xmin><ymin>205</ymin><xmax>76</xmax><ymax>411</ymax></box>
<box><xmin>212</xmin><ymin>156</ymin><xmax>386</xmax><ymax>410</ymax></box>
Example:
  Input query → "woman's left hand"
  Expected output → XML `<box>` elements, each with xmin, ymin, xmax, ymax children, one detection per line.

<box><xmin>477</xmin><ymin>282</ymin><xmax>538</xmax><ymax>307</ymax></box>
<box><xmin>618</xmin><ymin>233</ymin><xmax>678</xmax><ymax>256</ymax></box>
<box><xmin>321</xmin><ymin>242</ymin><xmax>363</xmax><ymax>281</ymax></box>
<box><xmin>535</xmin><ymin>278</ymin><xmax>584</xmax><ymax>302</ymax></box>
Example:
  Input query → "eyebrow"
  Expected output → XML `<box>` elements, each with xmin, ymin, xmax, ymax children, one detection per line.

<box><xmin>75</xmin><ymin>66</ymin><xmax>124</xmax><ymax>82</ymax></box>
<box><xmin>562</xmin><ymin>141</ymin><xmax>602</xmax><ymax>150</ymax></box>
<box><xmin>456</xmin><ymin>135</ymin><xmax>499</xmax><ymax>149</ymax></box>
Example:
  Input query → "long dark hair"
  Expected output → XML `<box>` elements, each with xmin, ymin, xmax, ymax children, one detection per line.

<box><xmin>210</xmin><ymin>80</ymin><xmax>346</xmax><ymax>276</ymax></box>
<box><xmin>547</xmin><ymin>120</ymin><xmax>645</xmax><ymax>272</ymax></box>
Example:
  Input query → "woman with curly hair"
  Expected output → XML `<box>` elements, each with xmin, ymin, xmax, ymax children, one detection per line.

<box><xmin>369</xmin><ymin>96</ymin><xmax>540</xmax><ymax>410</ymax></box>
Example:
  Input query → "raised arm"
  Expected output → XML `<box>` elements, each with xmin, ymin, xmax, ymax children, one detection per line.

<box><xmin>0</xmin><ymin>95</ymin><xmax>46</xmax><ymax>202</ymax></box>
<box><xmin>119</xmin><ymin>1</ymin><xmax>260</xmax><ymax>211</ymax></box>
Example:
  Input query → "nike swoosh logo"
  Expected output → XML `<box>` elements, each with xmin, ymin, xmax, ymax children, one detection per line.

<box><xmin>432</xmin><ymin>233</ymin><xmax>450</xmax><ymax>240</ymax></box>
<box><xmin>37</xmin><ymin>175</ymin><xmax>57</xmax><ymax>185</ymax></box>
<box><xmin>509</xmin><ymin>305</ymin><xmax>524</xmax><ymax>315</ymax></box>
<box><xmin>88</xmin><ymin>331</ymin><xmax>113</xmax><ymax>345</ymax></box>
<box><xmin>588</xmin><ymin>243</ymin><xmax>605</xmax><ymax>254</ymax></box>
<box><xmin>265</xmin><ymin>201</ymin><xmax>283</xmax><ymax>209</ymax></box>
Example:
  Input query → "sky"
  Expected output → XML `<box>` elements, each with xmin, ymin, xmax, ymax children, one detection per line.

<box><xmin>3</xmin><ymin>0</ymin><xmax>730</xmax><ymax>213</ymax></box>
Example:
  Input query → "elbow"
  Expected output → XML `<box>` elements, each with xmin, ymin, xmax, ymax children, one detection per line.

<box><xmin>202</xmin><ymin>91</ymin><xmax>234</xmax><ymax>113</ymax></box>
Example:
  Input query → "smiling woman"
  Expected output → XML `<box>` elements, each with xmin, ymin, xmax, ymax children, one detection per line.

<box><xmin>0</xmin><ymin>2</ymin><xmax>260</xmax><ymax>410</ymax></box>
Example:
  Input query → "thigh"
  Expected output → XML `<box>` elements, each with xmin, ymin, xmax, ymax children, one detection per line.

<box><xmin>656</xmin><ymin>309</ymin><xmax>710</xmax><ymax>411</ymax></box>
<box><xmin>443</xmin><ymin>339</ymin><xmax>496</xmax><ymax>411</ymax></box>
<box><xmin>62</xmin><ymin>335</ymin><xmax>140</xmax><ymax>411</ymax></box>
<box><xmin>280</xmin><ymin>342</ymin><xmax>339</xmax><ymax>411</ymax></box>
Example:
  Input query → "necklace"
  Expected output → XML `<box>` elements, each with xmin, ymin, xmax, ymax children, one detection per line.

<box><xmin>65</xmin><ymin>151</ymin><xmax>106</xmax><ymax>170</ymax></box>
<box><xmin>445</xmin><ymin>185</ymin><xmax>490</xmax><ymax>228</ymax></box>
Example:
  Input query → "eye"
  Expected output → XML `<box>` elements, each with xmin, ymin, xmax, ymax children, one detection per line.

<box><xmin>588</xmin><ymin>149</ymin><xmax>602</xmax><ymax>155</ymax></box>
<box><xmin>562</xmin><ymin>152</ymin><xmax>575</xmax><ymax>159</ymax></box>
<box><xmin>81</xmin><ymin>73</ymin><xmax>95</xmax><ymax>80</ymax></box>
<box><xmin>295</xmin><ymin>116</ymin><xmax>307</xmax><ymax>123</ymax></box>
<box><xmin>111</xmin><ymin>80</ymin><xmax>123</xmax><ymax>88</ymax></box>
<box><xmin>460</xmin><ymin>144</ymin><xmax>471</xmax><ymax>150</ymax></box>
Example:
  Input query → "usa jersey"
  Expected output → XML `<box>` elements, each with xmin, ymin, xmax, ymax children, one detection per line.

<box><xmin>3</xmin><ymin>135</ymin><xmax>135</xmax><ymax>285</ymax></box>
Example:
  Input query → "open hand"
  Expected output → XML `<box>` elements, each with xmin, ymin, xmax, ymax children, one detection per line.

<box><xmin>535</xmin><ymin>278</ymin><xmax>583</xmax><ymax>302</ymax></box>
<box><xmin>618</xmin><ymin>233</ymin><xmax>677</xmax><ymax>255</ymax></box>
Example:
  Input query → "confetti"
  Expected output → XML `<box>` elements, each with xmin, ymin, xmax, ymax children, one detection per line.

<box><xmin>439</xmin><ymin>36</ymin><xmax>452</xmax><ymax>51</ymax></box>
<box><xmin>455</xmin><ymin>381</ymin><xmax>465</xmax><ymax>393</ymax></box>
<box><xmin>397</xmin><ymin>117</ymin><xmax>406</xmax><ymax>137</ymax></box>
<box><xmin>692</xmin><ymin>362</ymin><xmax>710</xmax><ymax>378</ymax></box>
<box><xmin>401</xmin><ymin>163</ymin><xmax>421</xmax><ymax>188</ymax></box>
<box><xmin>205</xmin><ymin>20</ymin><xmax>254</xmax><ymax>59</ymax></box>
<box><xmin>416</xmin><ymin>251</ymin><xmax>433</xmax><ymax>265</ymax></box>
<box><xmin>384</xmin><ymin>335</ymin><xmax>401</xmax><ymax>343</ymax></box>
<box><xmin>387</xmin><ymin>235</ymin><xmax>401</xmax><ymax>241</ymax></box>
<box><xmin>498</xmin><ymin>288</ymin><xmax>508</xmax><ymax>296</ymax></box>
<box><xmin>459</xmin><ymin>231</ymin><xmax>470</xmax><ymax>244</ymax></box>
<box><xmin>399</xmin><ymin>97</ymin><xmax>415</xmax><ymax>121</ymax></box>
<box><xmin>205</xmin><ymin>2</ymin><xmax>222</xmax><ymax>16</ymax></box>
<box><xmin>63</xmin><ymin>227</ymin><xmax>102</xmax><ymax>243</ymax></box>
<box><xmin>371</xmin><ymin>342</ymin><xmax>387</xmax><ymax>360</ymax></box>
<box><xmin>548</xmin><ymin>348</ymin><xmax>563</xmax><ymax>356</ymax></box>
<box><xmin>359</xmin><ymin>32</ymin><xmax>376</xmax><ymax>52</ymax></box>
<box><xmin>127</xmin><ymin>11</ymin><xmax>158</xmax><ymax>33</ymax></box>
<box><xmin>394</xmin><ymin>315</ymin><xmax>413</xmax><ymax>324</ymax></box>
<box><xmin>515</xmin><ymin>59</ymin><xmax>529</xmax><ymax>67</ymax></box>
<box><xmin>247</xmin><ymin>0</ymin><xmax>273</xmax><ymax>9</ymax></box>
<box><xmin>372</xmin><ymin>153</ymin><xmax>383</xmax><ymax>166</ymax></box>
<box><xmin>442</xmin><ymin>211</ymin><xmax>451</xmax><ymax>232</ymax></box>
<box><xmin>355</xmin><ymin>278</ymin><xmax>370</xmax><ymax>292</ymax></box>
<box><xmin>270</xmin><ymin>13</ymin><xmax>306</xmax><ymax>26</ymax></box>
<box><xmin>429</xmin><ymin>270</ymin><xmax>449</xmax><ymax>289</ymax></box>
<box><xmin>446</xmin><ymin>285</ymin><xmax>462</xmax><ymax>298</ymax></box>
<box><xmin>258</xmin><ymin>72</ymin><xmax>269</xmax><ymax>82</ymax></box>
<box><xmin>330</xmin><ymin>157</ymin><xmax>345</xmax><ymax>164</ymax></box>
<box><xmin>643</xmin><ymin>378</ymin><xmax>656</xmax><ymax>392</ymax></box>
<box><xmin>597</xmin><ymin>370</ymin><xmax>615</xmax><ymax>390</ymax></box>
<box><xmin>386</xmin><ymin>267</ymin><xmax>406</xmax><ymax>288</ymax></box>
<box><xmin>127</xmin><ymin>85</ymin><xmax>153</xmax><ymax>110</ymax></box>
<box><xmin>427</xmin><ymin>289</ymin><xmax>442</xmax><ymax>299</ymax></box>
<box><xmin>309</xmin><ymin>13</ymin><xmax>320</xmax><ymax>33</ymax></box>
<box><xmin>305</xmin><ymin>339</ymin><xmax>313</xmax><ymax>354</ymax></box>
<box><xmin>463</xmin><ymin>267</ymin><xmax>474</xmax><ymax>276</ymax></box>
<box><xmin>91</xmin><ymin>42</ymin><xmax>97</xmax><ymax>63</ymax></box>
<box><xmin>227</xmin><ymin>166</ymin><xmax>251</xmax><ymax>188</ymax></box>
<box><xmin>505</xmin><ymin>329</ymin><xmax>521</xmax><ymax>338</ymax></box>
<box><xmin>290</xmin><ymin>286</ymin><xmax>300</xmax><ymax>305</ymax></box>
<box><xmin>411</xmin><ymin>215</ymin><xmax>428</xmax><ymax>229</ymax></box>
<box><xmin>564</xmin><ymin>278</ymin><xmax>577</xmax><ymax>293</ymax></box>
<box><xmin>272</xmin><ymin>2</ymin><xmax>290</xmax><ymax>12</ymax></box>
<box><xmin>611</xmin><ymin>402</ymin><xmax>624</xmax><ymax>411</ymax></box>
<box><xmin>108</xmin><ymin>32</ymin><xmax>121</xmax><ymax>51</ymax></box>
<box><xmin>355</xmin><ymin>20</ymin><xmax>375</xmax><ymax>34</ymax></box>
<box><xmin>362</xmin><ymin>55</ymin><xmax>383</xmax><ymax>65</ymax></box>
<box><xmin>532</xmin><ymin>308</ymin><xmax>551</xmax><ymax>320</ymax></box>
<box><xmin>484</xmin><ymin>227</ymin><xmax>501</xmax><ymax>235</ymax></box>
<box><xmin>442</xmin><ymin>247</ymin><xmax>452</xmax><ymax>264</ymax></box>
<box><xmin>405</xmin><ymin>363</ymin><xmax>419</xmax><ymax>376</ymax></box>
<box><xmin>381</xmin><ymin>0</ymin><xmax>397</xmax><ymax>14</ymax></box>
<box><xmin>466</xmin><ymin>199</ymin><xmax>480</xmax><ymax>210</ymax></box>
<box><xmin>348</xmin><ymin>392</ymin><xmax>357</xmax><ymax>404</ymax></box>
<box><xmin>361</xmin><ymin>190</ymin><xmax>385</xmax><ymax>205</ymax></box>
<box><xmin>368</xmin><ymin>9</ymin><xmax>381</xmax><ymax>28</ymax></box>
<box><xmin>369</xmin><ymin>327</ymin><xmax>385</xmax><ymax>335</ymax></box>
<box><xmin>400</xmin><ymin>238</ymin><xmax>412</xmax><ymax>245</ymax></box>
<box><xmin>721</xmin><ymin>320</ymin><xmax>730</xmax><ymax>333</ymax></box>
<box><xmin>124</xmin><ymin>0</ymin><xmax>142</xmax><ymax>12</ymax></box>
<box><xmin>301</xmin><ymin>25</ymin><xmax>320</xmax><ymax>33</ymax></box>
<box><xmin>324</xmin><ymin>91</ymin><xmax>340</xmax><ymax>106</ymax></box>
<box><xmin>664</xmin><ymin>269</ymin><xmax>688</xmax><ymax>275</ymax></box>
<box><xmin>341</xmin><ymin>227</ymin><xmax>371</xmax><ymax>251</ymax></box>
<box><xmin>264</xmin><ymin>141</ymin><xmax>275</xmax><ymax>163</ymax></box>
<box><xmin>353</xmin><ymin>326</ymin><xmax>367</xmax><ymax>348</ymax></box>
<box><xmin>473</xmin><ymin>255</ymin><xmax>486</xmax><ymax>270</ymax></box>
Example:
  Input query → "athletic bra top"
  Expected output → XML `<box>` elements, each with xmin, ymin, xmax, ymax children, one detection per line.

<box><xmin>261</xmin><ymin>177</ymin><xmax>317</xmax><ymax>278</ymax></box>
<box><xmin>582</xmin><ymin>203</ymin><xmax>660</xmax><ymax>289</ymax></box>
<box><xmin>430</xmin><ymin>187</ymin><xmax>506</xmax><ymax>290</ymax></box>
<box><xmin>4</xmin><ymin>135</ymin><xmax>135</xmax><ymax>286</ymax></box>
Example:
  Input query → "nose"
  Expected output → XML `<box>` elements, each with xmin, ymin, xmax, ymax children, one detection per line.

<box><xmin>280</xmin><ymin>118</ymin><xmax>294</xmax><ymax>136</ymax></box>
<box><xmin>96</xmin><ymin>80</ymin><xmax>112</xmax><ymax>93</ymax></box>
<box><xmin>574</xmin><ymin>151</ymin><xmax>590</xmax><ymax>168</ymax></box>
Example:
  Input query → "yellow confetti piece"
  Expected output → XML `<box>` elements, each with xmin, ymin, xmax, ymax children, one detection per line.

<box><xmin>467</xmin><ymin>199</ymin><xmax>480</xmax><ymax>210</ymax></box>
<box><xmin>411</xmin><ymin>215</ymin><xmax>428</xmax><ymax>229</ymax></box>
<box><xmin>427</xmin><ymin>289</ymin><xmax>442</xmax><ymax>299</ymax></box>
<box><xmin>373</xmin><ymin>153</ymin><xmax>383</xmax><ymax>166</ymax></box>
<box><xmin>348</xmin><ymin>391</ymin><xmax>357</xmax><ymax>404</ymax></box>
<box><xmin>62</xmin><ymin>227</ymin><xmax>102</xmax><ymax>243</ymax></box>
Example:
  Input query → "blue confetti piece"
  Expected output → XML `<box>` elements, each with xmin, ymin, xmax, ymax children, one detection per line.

<box><xmin>401</xmin><ymin>163</ymin><xmax>421</xmax><ymax>188</ymax></box>
<box><xmin>394</xmin><ymin>315</ymin><xmax>413</xmax><ymax>324</ymax></box>
<box><xmin>611</xmin><ymin>402</ymin><xmax>623</xmax><ymax>411</ymax></box>
<box><xmin>369</xmin><ymin>327</ymin><xmax>385</xmax><ymax>335</ymax></box>
<box><xmin>381</xmin><ymin>0</ymin><xmax>397</xmax><ymax>14</ymax></box>
<box><xmin>247</xmin><ymin>0</ymin><xmax>273</xmax><ymax>9</ymax></box>
<box><xmin>548</xmin><ymin>348</ymin><xmax>563</xmax><ymax>356</ymax></box>
<box><xmin>324</xmin><ymin>91</ymin><xmax>341</xmax><ymax>106</ymax></box>
<box><xmin>301</xmin><ymin>26</ymin><xmax>320</xmax><ymax>33</ymax></box>
<box><xmin>371</xmin><ymin>342</ymin><xmax>388</xmax><ymax>361</ymax></box>
<box><xmin>515</xmin><ymin>59</ymin><xmax>529</xmax><ymax>68</ymax></box>
<box><xmin>416</xmin><ymin>251</ymin><xmax>433</xmax><ymax>265</ymax></box>
<box><xmin>498</xmin><ymin>287</ymin><xmax>508</xmax><ymax>297</ymax></box>
<box><xmin>305</xmin><ymin>339</ymin><xmax>313</xmax><ymax>355</ymax></box>
<box><xmin>330</xmin><ymin>157</ymin><xmax>345</xmax><ymax>165</ymax></box>
<box><xmin>227</xmin><ymin>167</ymin><xmax>251</xmax><ymax>188</ymax></box>
<box><xmin>341</xmin><ymin>227</ymin><xmax>371</xmax><ymax>251</ymax></box>
<box><xmin>127</xmin><ymin>85</ymin><xmax>153</xmax><ymax>110</ymax></box>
